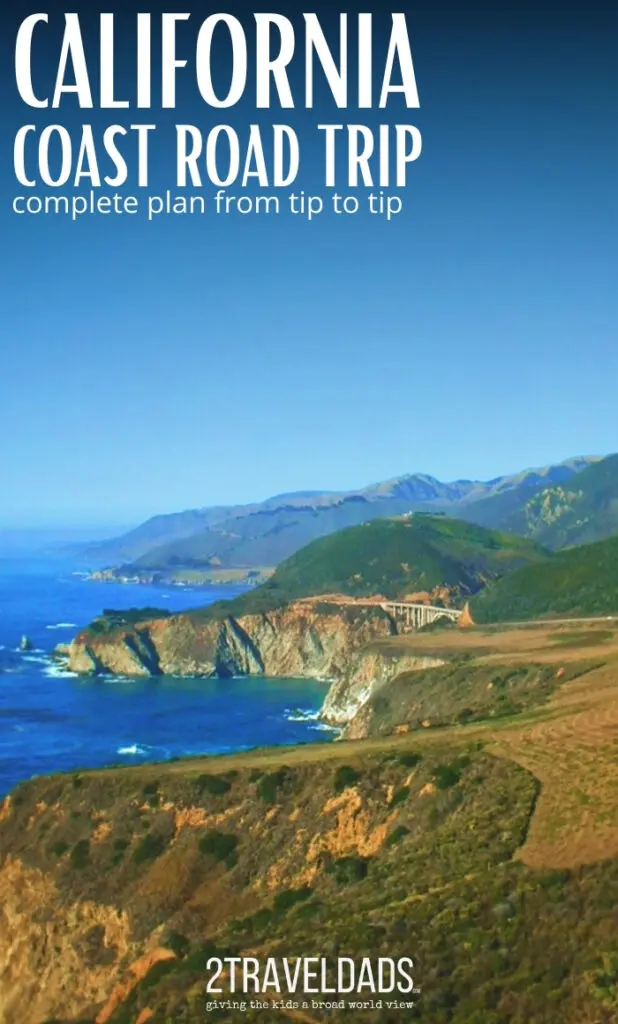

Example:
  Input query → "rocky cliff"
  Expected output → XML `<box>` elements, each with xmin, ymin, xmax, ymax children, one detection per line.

<box><xmin>68</xmin><ymin>603</ymin><xmax>396</xmax><ymax>680</ymax></box>
<box><xmin>68</xmin><ymin>603</ymin><xmax>451</xmax><ymax>732</ymax></box>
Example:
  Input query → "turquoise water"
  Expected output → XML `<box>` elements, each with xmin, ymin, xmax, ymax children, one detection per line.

<box><xmin>0</xmin><ymin>558</ymin><xmax>333</xmax><ymax>796</ymax></box>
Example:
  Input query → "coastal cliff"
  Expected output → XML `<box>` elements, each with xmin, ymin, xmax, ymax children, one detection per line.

<box><xmin>67</xmin><ymin>603</ymin><xmax>451</xmax><ymax>730</ymax></box>
<box><xmin>68</xmin><ymin>602</ymin><xmax>396</xmax><ymax>680</ymax></box>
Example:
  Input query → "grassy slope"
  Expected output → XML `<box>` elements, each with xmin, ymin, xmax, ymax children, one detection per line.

<box><xmin>6</xmin><ymin>701</ymin><xmax>618</xmax><ymax>1024</ymax></box>
<box><xmin>472</xmin><ymin>533</ymin><xmax>618</xmax><ymax>622</ymax></box>
<box><xmin>5</xmin><ymin>624</ymin><xmax>618</xmax><ymax>1021</ymax></box>
<box><xmin>194</xmin><ymin>516</ymin><xmax>548</xmax><ymax>620</ymax></box>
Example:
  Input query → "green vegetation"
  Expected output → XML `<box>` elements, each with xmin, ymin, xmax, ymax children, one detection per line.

<box><xmin>356</xmin><ymin>659</ymin><xmax>575</xmax><ymax>737</ymax></box>
<box><xmin>398</xmin><ymin>752</ymin><xmax>423</xmax><ymax>768</ymax></box>
<box><xmin>326</xmin><ymin>855</ymin><xmax>371</xmax><ymax>884</ymax></box>
<box><xmin>273</xmin><ymin>886</ymin><xmax>313</xmax><ymax>914</ymax></box>
<box><xmin>195</xmin><ymin>773</ymin><xmax>231</xmax><ymax>796</ymax></box>
<box><xmin>389</xmin><ymin>786</ymin><xmax>410</xmax><ymax>807</ymax></box>
<box><xmin>192</xmin><ymin>515</ymin><xmax>548</xmax><ymax>619</ymax></box>
<box><xmin>385</xmin><ymin>825</ymin><xmax>410</xmax><ymax>847</ymax></box>
<box><xmin>86</xmin><ymin>456</ymin><xmax>595</xmax><ymax>575</ymax></box>
<box><xmin>88</xmin><ymin>608</ymin><xmax>171</xmax><ymax>635</ymax></box>
<box><xmin>463</xmin><ymin>454</ymin><xmax>618</xmax><ymax>550</ymax></box>
<box><xmin>8</xmin><ymin>728</ymin><xmax>618</xmax><ymax>1024</ymax></box>
<box><xmin>333</xmin><ymin>764</ymin><xmax>360</xmax><ymax>793</ymax></box>
<box><xmin>255</xmin><ymin>767</ymin><xmax>290</xmax><ymax>803</ymax></box>
<box><xmin>197</xmin><ymin>830</ymin><xmax>238</xmax><ymax>867</ymax></box>
<box><xmin>132</xmin><ymin>831</ymin><xmax>167</xmax><ymax>864</ymax></box>
<box><xmin>69</xmin><ymin>839</ymin><xmax>90</xmax><ymax>869</ymax></box>
<box><xmin>472</xmin><ymin>532</ymin><xmax>618</xmax><ymax>622</ymax></box>
<box><xmin>48</xmin><ymin>840</ymin><xmax>69</xmax><ymax>858</ymax></box>
<box><xmin>434</xmin><ymin>757</ymin><xmax>470</xmax><ymax>789</ymax></box>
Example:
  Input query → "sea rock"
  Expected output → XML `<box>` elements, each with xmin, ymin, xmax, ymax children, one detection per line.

<box><xmin>19</xmin><ymin>636</ymin><xmax>33</xmax><ymax>652</ymax></box>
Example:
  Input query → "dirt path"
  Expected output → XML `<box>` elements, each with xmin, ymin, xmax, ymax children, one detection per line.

<box><xmin>490</xmin><ymin>661</ymin><xmax>618</xmax><ymax>868</ymax></box>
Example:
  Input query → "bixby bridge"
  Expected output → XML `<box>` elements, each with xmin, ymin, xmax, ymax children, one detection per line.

<box><xmin>318</xmin><ymin>598</ymin><xmax>463</xmax><ymax>631</ymax></box>
<box><xmin>379</xmin><ymin>601</ymin><xmax>462</xmax><ymax>630</ymax></box>
<box><xmin>299</xmin><ymin>595</ymin><xmax>467</xmax><ymax>631</ymax></box>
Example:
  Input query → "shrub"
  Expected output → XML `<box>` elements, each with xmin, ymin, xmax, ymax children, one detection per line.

<box><xmin>327</xmin><ymin>856</ymin><xmax>370</xmax><ymax>884</ymax></box>
<box><xmin>164</xmin><ymin>932</ymin><xmax>190</xmax><ymax>958</ymax></box>
<box><xmin>334</xmin><ymin>765</ymin><xmax>360</xmax><ymax>793</ymax></box>
<box><xmin>140</xmin><ymin>958</ymin><xmax>176</xmax><ymax>989</ymax></box>
<box><xmin>434</xmin><ymin>758</ymin><xmax>470</xmax><ymax>790</ymax></box>
<box><xmin>179</xmin><ymin>942</ymin><xmax>222</xmax><ymax>973</ymax></box>
<box><xmin>248</xmin><ymin>908</ymin><xmax>273</xmax><ymax>931</ymax></box>
<box><xmin>70</xmin><ymin>839</ymin><xmax>90</xmax><ymax>869</ymax></box>
<box><xmin>390</xmin><ymin>786</ymin><xmax>409</xmax><ymax>807</ymax></box>
<box><xmin>198</xmin><ymin>830</ymin><xmax>238</xmax><ymax>867</ymax></box>
<box><xmin>196</xmin><ymin>774</ymin><xmax>231</xmax><ymax>796</ymax></box>
<box><xmin>398</xmin><ymin>753</ymin><xmax>422</xmax><ymax>769</ymax></box>
<box><xmin>256</xmin><ymin>768</ymin><xmax>289</xmax><ymax>804</ymax></box>
<box><xmin>133</xmin><ymin>832</ymin><xmax>166</xmax><ymax>864</ymax></box>
<box><xmin>48</xmin><ymin>840</ymin><xmax>69</xmax><ymax>858</ymax></box>
<box><xmin>273</xmin><ymin>887</ymin><xmax>313</xmax><ymax>915</ymax></box>
<box><xmin>295</xmin><ymin>900</ymin><xmax>323</xmax><ymax>920</ymax></box>
<box><xmin>386</xmin><ymin>825</ymin><xmax>410</xmax><ymax>848</ymax></box>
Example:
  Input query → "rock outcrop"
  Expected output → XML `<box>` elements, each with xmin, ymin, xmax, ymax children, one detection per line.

<box><xmin>321</xmin><ymin>651</ymin><xmax>445</xmax><ymax>732</ymax></box>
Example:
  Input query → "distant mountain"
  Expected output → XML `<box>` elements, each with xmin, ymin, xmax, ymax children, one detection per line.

<box><xmin>462</xmin><ymin>455</ymin><xmax>618</xmax><ymax>549</ymax></box>
<box><xmin>81</xmin><ymin>457</ymin><xmax>599</xmax><ymax>575</ymax></box>
<box><xmin>203</xmin><ymin>515</ymin><xmax>549</xmax><ymax>618</ymax></box>
<box><xmin>472</xmin><ymin>532</ymin><xmax>618</xmax><ymax>622</ymax></box>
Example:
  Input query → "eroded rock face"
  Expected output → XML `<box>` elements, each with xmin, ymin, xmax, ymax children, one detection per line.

<box><xmin>68</xmin><ymin>604</ymin><xmax>399</xmax><ymax>685</ymax></box>
<box><xmin>0</xmin><ymin>855</ymin><xmax>133</xmax><ymax>1024</ymax></box>
<box><xmin>67</xmin><ymin>605</ymin><xmax>450</xmax><ymax>732</ymax></box>
<box><xmin>321</xmin><ymin>652</ymin><xmax>445</xmax><ymax>734</ymax></box>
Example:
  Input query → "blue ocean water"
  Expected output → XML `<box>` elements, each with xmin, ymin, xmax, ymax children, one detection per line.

<box><xmin>0</xmin><ymin>558</ymin><xmax>333</xmax><ymax>797</ymax></box>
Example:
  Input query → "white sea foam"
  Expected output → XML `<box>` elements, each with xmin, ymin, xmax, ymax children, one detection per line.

<box><xmin>46</xmin><ymin>623</ymin><xmax>77</xmax><ymax>630</ymax></box>
<box><xmin>117</xmin><ymin>743</ymin><xmax>151</xmax><ymax>756</ymax></box>
<box><xmin>285</xmin><ymin>708</ymin><xmax>320</xmax><ymax>722</ymax></box>
<box><xmin>310</xmin><ymin>722</ymin><xmax>340</xmax><ymax>734</ymax></box>
<box><xmin>43</xmin><ymin>662</ymin><xmax>79</xmax><ymax>679</ymax></box>
<box><xmin>22</xmin><ymin>654</ymin><xmax>48</xmax><ymax>664</ymax></box>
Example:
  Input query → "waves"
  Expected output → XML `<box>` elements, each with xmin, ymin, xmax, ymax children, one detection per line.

<box><xmin>117</xmin><ymin>743</ymin><xmax>149</xmax><ymax>756</ymax></box>
<box><xmin>285</xmin><ymin>707</ymin><xmax>320</xmax><ymax>722</ymax></box>
<box><xmin>116</xmin><ymin>742</ymin><xmax>171</xmax><ymax>758</ymax></box>
<box><xmin>43</xmin><ymin>662</ymin><xmax>79</xmax><ymax>679</ymax></box>
<box><xmin>285</xmin><ymin>707</ymin><xmax>339</xmax><ymax>734</ymax></box>
<box><xmin>46</xmin><ymin>622</ymin><xmax>77</xmax><ymax>630</ymax></box>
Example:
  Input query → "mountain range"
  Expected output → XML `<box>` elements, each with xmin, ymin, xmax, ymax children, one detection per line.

<box><xmin>82</xmin><ymin>454</ymin><xmax>617</xmax><ymax>577</ymax></box>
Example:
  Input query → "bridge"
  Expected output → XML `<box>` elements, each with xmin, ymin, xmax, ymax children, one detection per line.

<box><xmin>299</xmin><ymin>595</ymin><xmax>466</xmax><ymax>631</ymax></box>
<box><xmin>379</xmin><ymin>602</ymin><xmax>461</xmax><ymax>630</ymax></box>
<box><xmin>336</xmin><ymin>599</ymin><xmax>462</xmax><ymax>631</ymax></box>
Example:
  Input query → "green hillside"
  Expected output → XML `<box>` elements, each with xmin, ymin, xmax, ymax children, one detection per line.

<box><xmin>84</xmin><ymin>458</ymin><xmax>594</xmax><ymax>573</ymax></box>
<box><xmin>205</xmin><ymin>515</ymin><xmax>548</xmax><ymax>617</ymax></box>
<box><xmin>472</xmin><ymin>533</ymin><xmax>618</xmax><ymax>622</ymax></box>
<box><xmin>463</xmin><ymin>454</ymin><xmax>618</xmax><ymax>550</ymax></box>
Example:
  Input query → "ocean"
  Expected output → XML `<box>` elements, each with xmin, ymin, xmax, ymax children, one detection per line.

<box><xmin>0</xmin><ymin>558</ymin><xmax>334</xmax><ymax>797</ymax></box>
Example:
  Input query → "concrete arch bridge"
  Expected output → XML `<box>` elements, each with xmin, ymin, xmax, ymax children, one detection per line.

<box><xmin>353</xmin><ymin>601</ymin><xmax>462</xmax><ymax>631</ymax></box>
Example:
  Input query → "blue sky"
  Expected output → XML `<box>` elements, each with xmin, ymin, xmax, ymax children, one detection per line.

<box><xmin>1</xmin><ymin>2</ymin><xmax>616</xmax><ymax>526</ymax></box>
